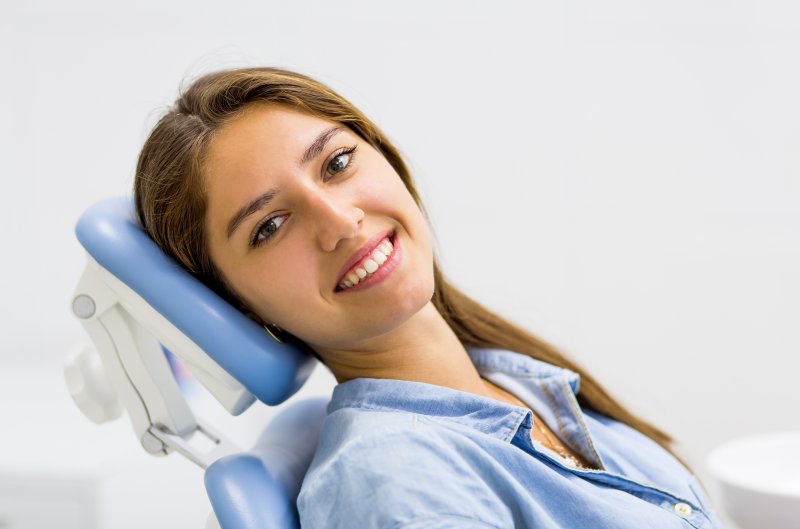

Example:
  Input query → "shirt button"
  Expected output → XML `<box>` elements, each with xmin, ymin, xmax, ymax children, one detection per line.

<box><xmin>673</xmin><ymin>502</ymin><xmax>693</xmax><ymax>517</ymax></box>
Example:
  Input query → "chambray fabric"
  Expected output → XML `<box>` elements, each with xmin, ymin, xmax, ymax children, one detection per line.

<box><xmin>297</xmin><ymin>347</ymin><xmax>726</xmax><ymax>529</ymax></box>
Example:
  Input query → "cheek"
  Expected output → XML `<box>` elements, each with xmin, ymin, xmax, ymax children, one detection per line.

<box><xmin>242</xmin><ymin>248</ymin><xmax>322</xmax><ymax>318</ymax></box>
<box><xmin>359</xmin><ymin>171</ymin><xmax>421</xmax><ymax>230</ymax></box>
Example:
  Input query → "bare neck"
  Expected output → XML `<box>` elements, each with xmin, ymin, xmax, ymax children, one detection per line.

<box><xmin>319</xmin><ymin>301</ymin><xmax>498</xmax><ymax>400</ymax></box>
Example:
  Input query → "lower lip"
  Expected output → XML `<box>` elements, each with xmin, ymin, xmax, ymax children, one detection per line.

<box><xmin>335</xmin><ymin>233</ymin><xmax>401</xmax><ymax>294</ymax></box>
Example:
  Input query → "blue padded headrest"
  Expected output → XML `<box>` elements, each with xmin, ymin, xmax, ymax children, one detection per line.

<box><xmin>75</xmin><ymin>196</ymin><xmax>317</xmax><ymax>406</ymax></box>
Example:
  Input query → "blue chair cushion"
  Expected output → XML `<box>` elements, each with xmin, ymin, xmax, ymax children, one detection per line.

<box><xmin>205</xmin><ymin>397</ymin><xmax>330</xmax><ymax>529</ymax></box>
<box><xmin>74</xmin><ymin>196</ymin><xmax>318</xmax><ymax>406</ymax></box>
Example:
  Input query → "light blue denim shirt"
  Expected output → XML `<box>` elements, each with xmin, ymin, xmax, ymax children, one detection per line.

<box><xmin>297</xmin><ymin>347</ymin><xmax>726</xmax><ymax>529</ymax></box>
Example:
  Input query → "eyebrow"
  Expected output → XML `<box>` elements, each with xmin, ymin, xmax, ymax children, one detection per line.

<box><xmin>226</xmin><ymin>125</ymin><xmax>345</xmax><ymax>239</ymax></box>
<box><xmin>226</xmin><ymin>187</ymin><xmax>281</xmax><ymax>239</ymax></box>
<box><xmin>299</xmin><ymin>125</ymin><xmax>344</xmax><ymax>166</ymax></box>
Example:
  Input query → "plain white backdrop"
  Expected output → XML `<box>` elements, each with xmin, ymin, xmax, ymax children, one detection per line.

<box><xmin>1</xmin><ymin>1</ymin><xmax>798</xmax><ymax>527</ymax></box>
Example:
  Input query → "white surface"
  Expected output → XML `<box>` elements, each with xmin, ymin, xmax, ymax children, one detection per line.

<box><xmin>0</xmin><ymin>367</ymin><xmax>131</xmax><ymax>477</ymax></box>
<box><xmin>707</xmin><ymin>432</ymin><xmax>800</xmax><ymax>529</ymax></box>
<box><xmin>708</xmin><ymin>431</ymin><xmax>800</xmax><ymax>496</ymax></box>
<box><xmin>0</xmin><ymin>367</ymin><xmax>132</xmax><ymax>528</ymax></box>
<box><xmin>2</xmin><ymin>1</ymin><xmax>799</xmax><ymax>526</ymax></box>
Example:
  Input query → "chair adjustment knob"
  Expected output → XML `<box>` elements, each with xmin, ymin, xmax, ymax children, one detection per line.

<box><xmin>64</xmin><ymin>343</ymin><xmax>123</xmax><ymax>424</ymax></box>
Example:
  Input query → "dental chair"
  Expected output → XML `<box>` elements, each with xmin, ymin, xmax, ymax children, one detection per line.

<box><xmin>64</xmin><ymin>197</ymin><xmax>328</xmax><ymax>529</ymax></box>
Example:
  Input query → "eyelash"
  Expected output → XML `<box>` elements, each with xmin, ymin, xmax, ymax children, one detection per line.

<box><xmin>249</xmin><ymin>145</ymin><xmax>358</xmax><ymax>248</ymax></box>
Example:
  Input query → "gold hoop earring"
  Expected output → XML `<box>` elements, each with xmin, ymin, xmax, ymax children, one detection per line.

<box><xmin>263</xmin><ymin>323</ymin><xmax>287</xmax><ymax>344</ymax></box>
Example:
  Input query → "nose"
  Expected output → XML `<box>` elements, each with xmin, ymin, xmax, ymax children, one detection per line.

<box><xmin>310</xmin><ymin>191</ymin><xmax>365</xmax><ymax>252</ymax></box>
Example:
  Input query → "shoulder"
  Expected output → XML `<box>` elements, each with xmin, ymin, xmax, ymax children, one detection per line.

<box><xmin>297</xmin><ymin>408</ymin><xmax>503</xmax><ymax>529</ymax></box>
<box><xmin>305</xmin><ymin>406</ymin><xmax>487</xmax><ymax>473</ymax></box>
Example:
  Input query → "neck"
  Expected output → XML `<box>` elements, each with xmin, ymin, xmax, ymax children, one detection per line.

<box><xmin>317</xmin><ymin>301</ymin><xmax>498</xmax><ymax>400</ymax></box>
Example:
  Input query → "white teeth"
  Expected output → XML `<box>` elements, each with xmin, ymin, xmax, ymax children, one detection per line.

<box><xmin>372</xmin><ymin>249</ymin><xmax>388</xmax><ymax>265</ymax></box>
<box><xmin>363</xmin><ymin>259</ymin><xmax>379</xmax><ymax>273</ymax></box>
<box><xmin>338</xmin><ymin>236</ymin><xmax>395</xmax><ymax>291</ymax></box>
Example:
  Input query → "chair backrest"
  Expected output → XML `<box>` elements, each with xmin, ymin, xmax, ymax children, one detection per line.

<box><xmin>71</xmin><ymin>196</ymin><xmax>330</xmax><ymax>528</ymax></box>
<box><xmin>74</xmin><ymin>196</ymin><xmax>318</xmax><ymax>408</ymax></box>
<box><xmin>205</xmin><ymin>396</ymin><xmax>330</xmax><ymax>529</ymax></box>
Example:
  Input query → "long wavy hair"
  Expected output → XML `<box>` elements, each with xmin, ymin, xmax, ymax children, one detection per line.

<box><xmin>134</xmin><ymin>66</ymin><xmax>698</xmax><ymax>478</ymax></box>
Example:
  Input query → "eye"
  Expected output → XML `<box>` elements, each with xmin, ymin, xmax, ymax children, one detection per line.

<box><xmin>249</xmin><ymin>146</ymin><xmax>356</xmax><ymax>249</ymax></box>
<box><xmin>251</xmin><ymin>213</ymin><xmax>288</xmax><ymax>247</ymax></box>
<box><xmin>325</xmin><ymin>146</ymin><xmax>357</xmax><ymax>178</ymax></box>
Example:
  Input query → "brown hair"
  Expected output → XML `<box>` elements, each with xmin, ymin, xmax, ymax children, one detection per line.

<box><xmin>134</xmin><ymin>66</ymin><xmax>699</xmax><ymax>479</ymax></box>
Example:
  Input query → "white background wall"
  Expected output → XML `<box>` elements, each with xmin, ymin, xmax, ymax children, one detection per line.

<box><xmin>1</xmin><ymin>1</ymin><xmax>798</xmax><ymax>527</ymax></box>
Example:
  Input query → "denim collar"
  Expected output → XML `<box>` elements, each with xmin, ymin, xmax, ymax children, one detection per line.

<box><xmin>327</xmin><ymin>346</ymin><xmax>582</xmax><ymax>443</ymax></box>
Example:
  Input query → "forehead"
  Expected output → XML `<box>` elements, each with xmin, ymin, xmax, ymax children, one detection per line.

<box><xmin>205</xmin><ymin>104</ymin><xmax>336</xmax><ymax>175</ymax></box>
<box><xmin>203</xmin><ymin>105</ymin><xmax>340</xmax><ymax>213</ymax></box>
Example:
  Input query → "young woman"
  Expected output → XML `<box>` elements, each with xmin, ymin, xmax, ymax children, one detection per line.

<box><xmin>134</xmin><ymin>67</ymin><xmax>726</xmax><ymax>528</ymax></box>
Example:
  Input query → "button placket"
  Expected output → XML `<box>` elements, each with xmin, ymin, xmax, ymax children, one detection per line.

<box><xmin>515</xmin><ymin>422</ymin><xmax>714</xmax><ymax>529</ymax></box>
<box><xmin>673</xmin><ymin>502</ymin><xmax>693</xmax><ymax>517</ymax></box>
<box><xmin>661</xmin><ymin>498</ymin><xmax>717</xmax><ymax>529</ymax></box>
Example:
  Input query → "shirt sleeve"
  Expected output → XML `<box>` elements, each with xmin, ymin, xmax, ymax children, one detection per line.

<box><xmin>297</xmin><ymin>426</ymin><xmax>509</xmax><ymax>529</ymax></box>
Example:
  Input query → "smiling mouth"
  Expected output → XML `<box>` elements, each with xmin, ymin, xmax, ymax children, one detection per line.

<box><xmin>334</xmin><ymin>231</ymin><xmax>397</xmax><ymax>293</ymax></box>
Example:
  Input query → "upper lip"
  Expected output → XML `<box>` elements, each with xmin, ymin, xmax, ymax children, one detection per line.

<box><xmin>335</xmin><ymin>228</ymin><xmax>394</xmax><ymax>288</ymax></box>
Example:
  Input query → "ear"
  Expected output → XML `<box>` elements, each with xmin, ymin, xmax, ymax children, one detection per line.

<box><xmin>229</xmin><ymin>295</ymin><xmax>320</xmax><ymax>362</ymax></box>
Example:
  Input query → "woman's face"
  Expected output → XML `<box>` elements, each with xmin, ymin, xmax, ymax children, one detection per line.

<box><xmin>203</xmin><ymin>104</ymin><xmax>435</xmax><ymax>354</ymax></box>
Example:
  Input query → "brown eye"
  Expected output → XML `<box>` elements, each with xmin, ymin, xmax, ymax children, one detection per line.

<box><xmin>325</xmin><ymin>146</ymin><xmax>357</xmax><ymax>177</ymax></box>
<box><xmin>328</xmin><ymin>153</ymin><xmax>350</xmax><ymax>174</ymax></box>
<box><xmin>251</xmin><ymin>214</ymin><xmax>287</xmax><ymax>247</ymax></box>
